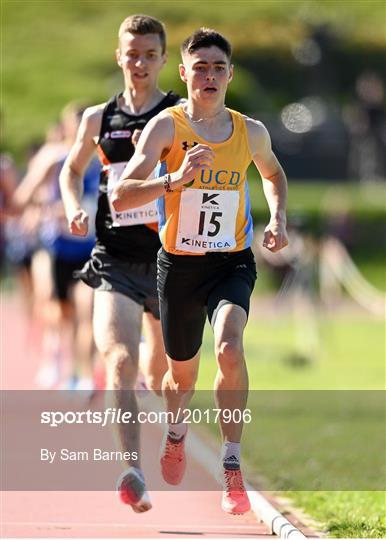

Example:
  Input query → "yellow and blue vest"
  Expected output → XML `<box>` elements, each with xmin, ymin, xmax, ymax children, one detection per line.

<box><xmin>157</xmin><ymin>105</ymin><xmax>254</xmax><ymax>255</ymax></box>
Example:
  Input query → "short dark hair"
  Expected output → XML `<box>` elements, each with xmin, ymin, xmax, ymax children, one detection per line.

<box><xmin>118</xmin><ymin>14</ymin><xmax>166</xmax><ymax>54</ymax></box>
<box><xmin>181</xmin><ymin>28</ymin><xmax>232</xmax><ymax>61</ymax></box>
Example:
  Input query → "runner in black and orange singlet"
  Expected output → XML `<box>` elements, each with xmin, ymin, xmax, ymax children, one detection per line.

<box><xmin>112</xmin><ymin>28</ymin><xmax>289</xmax><ymax>515</ymax></box>
<box><xmin>60</xmin><ymin>15</ymin><xmax>181</xmax><ymax>513</ymax></box>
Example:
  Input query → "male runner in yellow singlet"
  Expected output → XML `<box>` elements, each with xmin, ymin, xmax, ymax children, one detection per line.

<box><xmin>112</xmin><ymin>28</ymin><xmax>288</xmax><ymax>514</ymax></box>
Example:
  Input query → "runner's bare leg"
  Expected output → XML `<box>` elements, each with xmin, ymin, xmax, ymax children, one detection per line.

<box><xmin>213</xmin><ymin>303</ymin><xmax>248</xmax><ymax>443</ymax></box>
<box><xmin>93</xmin><ymin>291</ymin><xmax>142</xmax><ymax>466</ymax></box>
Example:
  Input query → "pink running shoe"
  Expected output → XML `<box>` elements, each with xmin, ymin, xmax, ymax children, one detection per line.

<box><xmin>116</xmin><ymin>467</ymin><xmax>152</xmax><ymax>513</ymax></box>
<box><xmin>160</xmin><ymin>433</ymin><xmax>186</xmax><ymax>485</ymax></box>
<box><xmin>221</xmin><ymin>468</ymin><xmax>251</xmax><ymax>515</ymax></box>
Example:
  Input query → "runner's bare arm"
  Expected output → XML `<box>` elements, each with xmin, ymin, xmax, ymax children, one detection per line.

<box><xmin>111</xmin><ymin>113</ymin><xmax>214</xmax><ymax>211</ymax></box>
<box><xmin>12</xmin><ymin>148</ymin><xmax>60</xmax><ymax>212</ymax></box>
<box><xmin>59</xmin><ymin>105</ymin><xmax>103</xmax><ymax>236</ymax></box>
<box><xmin>111</xmin><ymin>114</ymin><xmax>173</xmax><ymax>211</ymax></box>
<box><xmin>246</xmin><ymin>117</ymin><xmax>288</xmax><ymax>252</ymax></box>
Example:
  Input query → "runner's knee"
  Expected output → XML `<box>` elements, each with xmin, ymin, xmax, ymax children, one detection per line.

<box><xmin>168</xmin><ymin>361</ymin><xmax>198</xmax><ymax>389</ymax></box>
<box><xmin>215</xmin><ymin>339</ymin><xmax>244</xmax><ymax>372</ymax></box>
<box><xmin>103</xmin><ymin>345</ymin><xmax>138</xmax><ymax>385</ymax></box>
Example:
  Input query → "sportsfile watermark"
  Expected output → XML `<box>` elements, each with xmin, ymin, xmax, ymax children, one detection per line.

<box><xmin>41</xmin><ymin>407</ymin><xmax>252</xmax><ymax>427</ymax></box>
<box><xmin>2</xmin><ymin>390</ymin><xmax>385</xmax><ymax>491</ymax></box>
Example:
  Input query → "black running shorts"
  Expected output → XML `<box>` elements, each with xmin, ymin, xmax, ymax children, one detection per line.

<box><xmin>77</xmin><ymin>245</ymin><xmax>160</xmax><ymax>319</ymax></box>
<box><xmin>52</xmin><ymin>256</ymin><xmax>88</xmax><ymax>301</ymax></box>
<box><xmin>157</xmin><ymin>247</ymin><xmax>257</xmax><ymax>361</ymax></box>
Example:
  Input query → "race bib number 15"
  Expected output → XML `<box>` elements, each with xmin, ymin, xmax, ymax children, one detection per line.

<box><xmin>176</xmin><ymin>188</ymin><xmax>239</xmax><ymax>253</ymax></box>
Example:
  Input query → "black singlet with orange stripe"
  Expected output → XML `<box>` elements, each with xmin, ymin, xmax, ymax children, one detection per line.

<box><xmin>95</xmin><ymin>91</ymin><xmax>180</xmax><ymax>262</ymax></box>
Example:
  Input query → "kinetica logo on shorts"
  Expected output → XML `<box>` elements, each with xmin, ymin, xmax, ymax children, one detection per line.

<box><xmin>110</xmin><ymin>130</ymin><xmax>132</xmax><ymax>139</ymax></box>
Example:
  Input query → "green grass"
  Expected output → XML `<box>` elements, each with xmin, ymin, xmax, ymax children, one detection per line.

<box><xmin>197</xmin><ymin>313</ymin><xmax>385</xmax><ymax>390</ymax></box>
<box><xmin>193</xmin><ymin>313</ymin><xmax>385</xmax><ymax>536</ymax></box>
<box><xmin>283</xmin><ymin>491</ymin><xmax>386</xmax><ymax>538</ymax></box>
<box><xmin>354</xmin><ymin>257</ymin><xmax>385</xmax><ymax>292</ymax></box>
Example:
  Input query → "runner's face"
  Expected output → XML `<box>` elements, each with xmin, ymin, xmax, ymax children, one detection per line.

<box><xmin>180</xmin><ymin>46</ymin><xmax>233</xmax><ymax>104</ymax></box>
<box><xmin>117</xmin><ymin>32</ymin><xmax>166</xmax><ymax>89</ymax></box>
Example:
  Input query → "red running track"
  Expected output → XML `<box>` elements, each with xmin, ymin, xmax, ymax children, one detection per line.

<box><xmin>1</xmin><ymin>292</ymin><xmax>274</xmax><ymax>538</ymax></box>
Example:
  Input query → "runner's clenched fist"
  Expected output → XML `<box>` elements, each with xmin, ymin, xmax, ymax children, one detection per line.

<box><xmin>171</xmin><ymin>144</ymin><xmax>215</xmax><ymax>188</ymax></box>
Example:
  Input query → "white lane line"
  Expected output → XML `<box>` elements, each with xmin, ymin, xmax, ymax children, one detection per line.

<box><xmin>4</xmin><ymin>521</ymin><xmax>267</xmax><ymax>530</ymax></box>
